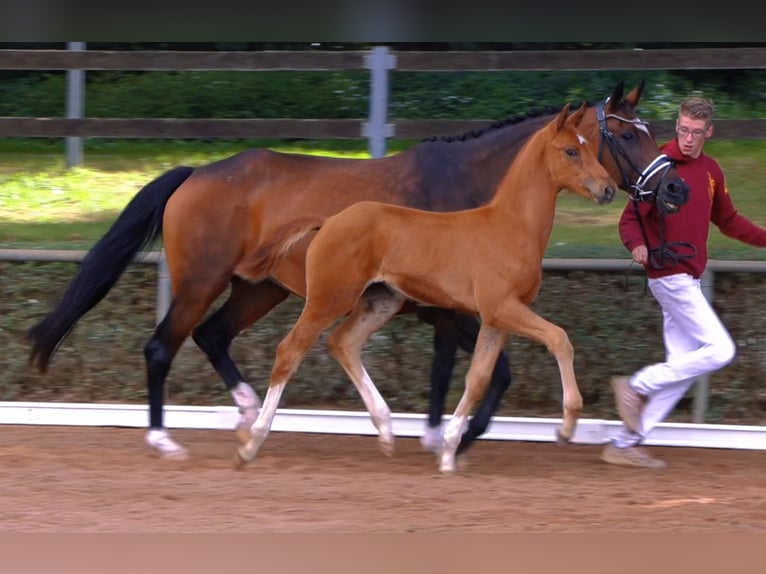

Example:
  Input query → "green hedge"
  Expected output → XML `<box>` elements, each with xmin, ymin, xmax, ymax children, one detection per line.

<box><xmin>3</xmin><ymin>69</ymin><xmax>766</xmax><ymax>122</ymax></box>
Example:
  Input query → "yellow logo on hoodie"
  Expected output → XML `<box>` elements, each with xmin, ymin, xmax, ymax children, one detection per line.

<box><xmin>707</xmin><ymin>172</ymin><xmax>716</xmax><ymax>201</ymax></box>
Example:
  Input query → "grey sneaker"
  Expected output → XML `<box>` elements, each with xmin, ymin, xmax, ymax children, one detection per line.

<box><xmin>610</xmin><ymin>375</ymin><xmax>644</xmax><ymax>433</ymax></box>
<box><xmin>601</xmin><ymin>443</ymin><xmax>666</xmax><ymax>468</ymax></box>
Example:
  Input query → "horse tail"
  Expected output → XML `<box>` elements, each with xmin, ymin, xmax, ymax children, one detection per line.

<box><xmin>245</xmin><ymin>216</ymin><xmax>326</xmax><ymax>279</ymax></box>
<box><xmin>27</xmin><ymin>165</ymin><xmax>196</xmax><ymax>372</ymax></box>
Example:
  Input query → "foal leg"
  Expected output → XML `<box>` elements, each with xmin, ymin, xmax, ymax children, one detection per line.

<box><xmin>417</xmin><ymin>308</ymin><xmax>513</xmax><ymax>455</ymax></box>
<box><xmin>491</xmin><ymin>301</ymin><xmax>583</xmax><ymax>444</ymax></box>
<box><xmin>416</xmin><ymin>308</ymin><xmax>459</xmax><ymax>452</ymax></box>
<box><xmin>444</xmin><ymin>312</ymin><xmax>513</xmax><ymax>455</ymax></box>
<box><xmin>192</xmin><ymin>277</ymin><xmax>290</xmax><ymax>441</ymax></box>
<box><xmin>236</xmin><ymin>291</ymin><xmax>360</xmax><ymax>467</ymax></box>
<box><xmin>327</xmin><ymin>290</ymin><xmax>407</xmax><ymax>456</ymax></box>
<box><xmin>440</xmin><ymin>325</ymin><xmax>507</xmax><ymax>473</ymax></box>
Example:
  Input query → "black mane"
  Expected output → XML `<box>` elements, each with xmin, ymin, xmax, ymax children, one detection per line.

<box><xmin>423</xmin><ymin>101</ymin><xmax>593</xmax><ymax>143</ymax></box>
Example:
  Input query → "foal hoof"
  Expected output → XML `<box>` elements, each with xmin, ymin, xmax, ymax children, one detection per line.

<box><xmin>233</xmin><ymin>451</ymin><xmax>249</xmax><ymax>470</ymax></box>
<box><xmin>233</xmin><ymin>446</ymin><xmax>255</xmax><ymax>470</ymax></box>
<box><xmin>555</xmin><ymin>429</ymin><xmax>572</xmax><ymax>445</ymax></box>
<box><xmin>378</xmin><ymin>439</ymin><xmax>395</xmax><ymax>457</ymax></box>
<box><xmin>235</xmin><ymin>425</ymin><xmax>251</xmax><ymax>445</ymax></box>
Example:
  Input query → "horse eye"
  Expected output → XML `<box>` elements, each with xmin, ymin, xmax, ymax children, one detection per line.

<box><xmin>566</xmin><ymin>148</ymin><xmax>578</xmax><ymax>157</ymax></box>
<box><xmin>620</xmin><ymin>132</ymin><xmax>635</xmax><ymax>141</ymax></box>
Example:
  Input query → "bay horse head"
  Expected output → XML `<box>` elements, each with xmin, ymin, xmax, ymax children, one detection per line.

<box><xmin>548</xmin><ymin>102</ymin><xmax>618</xmax><ymax>205</ymax></box>
<box><xmin>592</xmin><ymin>81</ymin><xmax>690</xmax><ymax>214</ymax></box>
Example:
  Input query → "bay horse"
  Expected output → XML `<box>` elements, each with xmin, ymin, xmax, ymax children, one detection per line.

<box><xmin>235</xmin><ymin>103</ymin><xmax>618</xmax><ymax>472</ymax></box>
<box><xmin>26</xmin><ymin>81</ymin><xmax>688</xmax><ymax>460</ymax></box>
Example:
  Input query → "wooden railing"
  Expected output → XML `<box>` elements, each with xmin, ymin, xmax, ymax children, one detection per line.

<box><xmin>1</xmin><ymin>46</ymin><xmax>766</xmax><ymax>142</ymax></box>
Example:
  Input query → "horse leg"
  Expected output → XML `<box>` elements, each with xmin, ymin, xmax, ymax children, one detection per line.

<box><xmin>415</xmin><ymin>308</ymin><xmax>458</xmax><ymax>452</ymax></box>
<box><xmin>144</xmin><ymin>277</ymin><xmax>230</xmax><ymax>459</ymax></box>
<box><xmin>192</xmin><ymin>277</ymin><xmax>290</xmax><ymax>441</ymax></box>
<box><xmin>326</xmin><ymin>289</ymin><xmax>407</xmax><ymax>456</ymax></box>
<box><xmin>490</xmin><ymin>300</ymin><xmax>583</xmax><ymax>444</ymax></box>
<box><xmin>440</xmin><ymin>324</ymin><xmax>507</xmax><ymax>473</ymax></box>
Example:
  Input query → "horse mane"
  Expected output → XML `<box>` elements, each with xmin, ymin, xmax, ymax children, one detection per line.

<box><xmin>422</xmin><ymin>101</ymin><xmax>592</xmax><ymax>143</ymax></box>
<box><xmin>244</xmin><ymin>216</ymin><xmax>325</xmax><ymax>280</ymax></box>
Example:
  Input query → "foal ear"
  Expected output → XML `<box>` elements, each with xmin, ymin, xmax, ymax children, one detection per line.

<box><xmin>566</xmin><ymin>102</ymin><xmax>588</xmax><ymax>128</ymax></box>
<box><xmin>555</xmin><ymin>102</ymin><xmax>572</xmax><ymax>131</ymax></box>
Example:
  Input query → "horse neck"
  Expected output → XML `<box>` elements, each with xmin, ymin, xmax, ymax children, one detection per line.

<box><xmin>421</xmin><ymin>114</ymin><xmax>554</xmax><ymax>208</ymax></box>
<box><xmin>487</xmin><ymin>127</ymin><xmax>560</xmax><ymax>251</ymax></box>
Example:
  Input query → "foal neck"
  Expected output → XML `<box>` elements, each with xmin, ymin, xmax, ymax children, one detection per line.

<box><xmin>489</xmin><ymin>126</ymin><xmax>560</xmax><ymax>221</ymax></box>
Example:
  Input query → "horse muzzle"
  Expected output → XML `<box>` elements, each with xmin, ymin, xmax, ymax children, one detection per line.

<box><xmin>656</xmin><ymin>179</ymin><xmax>690</xmax><ymax>215</ymax></box>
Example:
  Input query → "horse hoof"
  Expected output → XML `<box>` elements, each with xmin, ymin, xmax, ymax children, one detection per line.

<box><xmin>555</xmin><ymin>429</ymin><xmax>572</xmax><ymax>445</ymax></box>
<box><xmin>146</xmin><ymin>429</ymin><xmax>189</xmax><ymax>460</ymax></box>
<box><xmin>420</xmin><ymin>426</ymin><xmax>444</xmax><ymax>454</ymax></box>
<box><xmin>162</xmin><ymin>449</ymin><xmax>189</xmax><ymax>461</ymax></box>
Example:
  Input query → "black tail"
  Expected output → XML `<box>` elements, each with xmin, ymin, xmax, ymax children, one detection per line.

<box><xmin>27</xmin><ymin>165</ymin><xmax>195</xmax><ymax>372</ymax></box>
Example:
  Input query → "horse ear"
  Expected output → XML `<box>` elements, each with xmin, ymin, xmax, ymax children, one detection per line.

<box><xmin>607</xmin><ymin>81</ymin><xmax>625</xmax><ymax>112</ymax></box>
<box><xmin>624</xmin><ymin>79</ymin><xmax>645</xmax><ymax>109</ymax></box>
<box><xmin>566</xmin><ymin>102</ymin><xmax>588</xmax><ymax>128</ymax></box>
<box><xmin>555</xmin><ymin>102</ymin><xmax>572</xmax><ymax>131</ymax></box>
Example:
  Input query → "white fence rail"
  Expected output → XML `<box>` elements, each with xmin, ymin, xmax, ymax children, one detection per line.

<box><xmin>2</xmin><ymin>402</ymin><xmax>764</xmax><ymax>450</ymax></box>
<box><xmin>4</xmin><ymin>248</ymin><xmax>766</xmax><ymax>427</ymax></box>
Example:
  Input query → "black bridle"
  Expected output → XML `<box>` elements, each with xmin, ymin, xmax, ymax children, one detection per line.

<box><xmin>596</xmin><ymin>99</ymin><xmax>676</xmax><ymax>209</ymax></box>
<box><xmin>596</xmin><ymin>99</ymin><xmax>695</xmax><ymax>270</ymax></box>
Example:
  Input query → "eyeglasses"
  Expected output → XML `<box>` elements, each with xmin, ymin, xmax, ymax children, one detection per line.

<box><xmin>676</xmin><ymin>126</ymin><xmax>707</xmax><ymax>139</ymax></box>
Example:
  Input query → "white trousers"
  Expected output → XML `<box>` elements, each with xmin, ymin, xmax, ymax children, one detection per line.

<box><xmin>612</xmin><ymin>273</ymin><xmax>736</xmax><ymax>448</ymax></box>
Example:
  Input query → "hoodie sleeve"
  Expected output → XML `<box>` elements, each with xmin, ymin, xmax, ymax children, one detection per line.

<box><xmin>618</xmin><ymin>197</ymin><xmax>653</xmax><ymax>252</ymax></box>
<box><xmin>709</xmin><ymin>166</ymin><xmax>766</xmax><ymax>247</ymax></box>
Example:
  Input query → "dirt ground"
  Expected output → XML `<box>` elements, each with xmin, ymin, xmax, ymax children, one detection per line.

<box><xmin>0</xmin><ymin>424</ymin><xmax>764</xmax><ymax>533</ymax></box>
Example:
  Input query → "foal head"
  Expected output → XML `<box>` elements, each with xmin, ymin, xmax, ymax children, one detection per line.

<box><xmin>544</xmin><ymin>103</ymin><xmax>618</xmax><ymax>205</ymax></box>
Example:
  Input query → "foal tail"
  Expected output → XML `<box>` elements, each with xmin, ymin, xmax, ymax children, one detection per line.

<box><xmin>27</xmin><ymin>165</ymin><xmax>195</xmax><ymax>372</ymax></box>
<box><xmin>245</xmin><ymin>216</ymin><xmax>326</xmax><ymax>279</ymax></box>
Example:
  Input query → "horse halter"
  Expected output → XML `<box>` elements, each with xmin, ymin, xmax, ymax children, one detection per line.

<box><xmin>595</xmin><ymin>99</ymin><xmax>683</xmax><ymax>215</ymax></box>
<box><xmin>596</xmin><ymin>98</ymin><xmax>695</xmax><ymax>270</ymax></box>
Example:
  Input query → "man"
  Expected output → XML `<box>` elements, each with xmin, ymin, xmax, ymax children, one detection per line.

<box><xmin>603</xmin><ymin>96</ymin><xmax>766</xmax><ymax>468</ymax></box>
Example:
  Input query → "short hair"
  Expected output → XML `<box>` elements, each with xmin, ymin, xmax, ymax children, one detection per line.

<box><xmin>679</xmin><ymin>96</ymin><xmax>715</xmax><ymax>123</ymax></box>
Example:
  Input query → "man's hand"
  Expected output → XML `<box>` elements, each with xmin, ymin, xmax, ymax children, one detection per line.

<box><xmin>632</xmin><ymin>245</ymin><xmax>648</xmax><ymax>265</ymax></box>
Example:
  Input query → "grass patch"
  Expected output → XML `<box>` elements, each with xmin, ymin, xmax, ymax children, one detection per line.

<box><xmin>3</xmin><ymin>138</ymin><xmax>766</xmax><ymax>258</ymax></box>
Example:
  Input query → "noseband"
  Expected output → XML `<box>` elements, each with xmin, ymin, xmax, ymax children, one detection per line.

<box><xmin>595</xmin><ymin>99</ymin><xmax>695</xmax><ymax>269</ymax></box>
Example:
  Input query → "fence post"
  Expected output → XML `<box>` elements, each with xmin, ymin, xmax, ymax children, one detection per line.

<box><xmin>362</xmin><ymin>46</ymin><xmax>396</xmax><ymax>158</ymax></box>
<box><xmin>156</xmin><ymin>250</ymin><xmax>171</xmax><ymax>326</ymax></box>
<box><xmin>65</xmin><ymin>42</ymin><xmax>86</xmax><ymax>168</ymax></box>
<box><xmin>693</xmin><ymin>268</ymin><xmax>715</xmax><ymax>422</ymax></box>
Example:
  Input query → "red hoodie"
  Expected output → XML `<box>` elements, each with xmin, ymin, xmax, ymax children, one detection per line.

<box><xmin>618</xmin><ymin>137</ymin><xmax>766</xmax><ymax>278</ymax></box>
